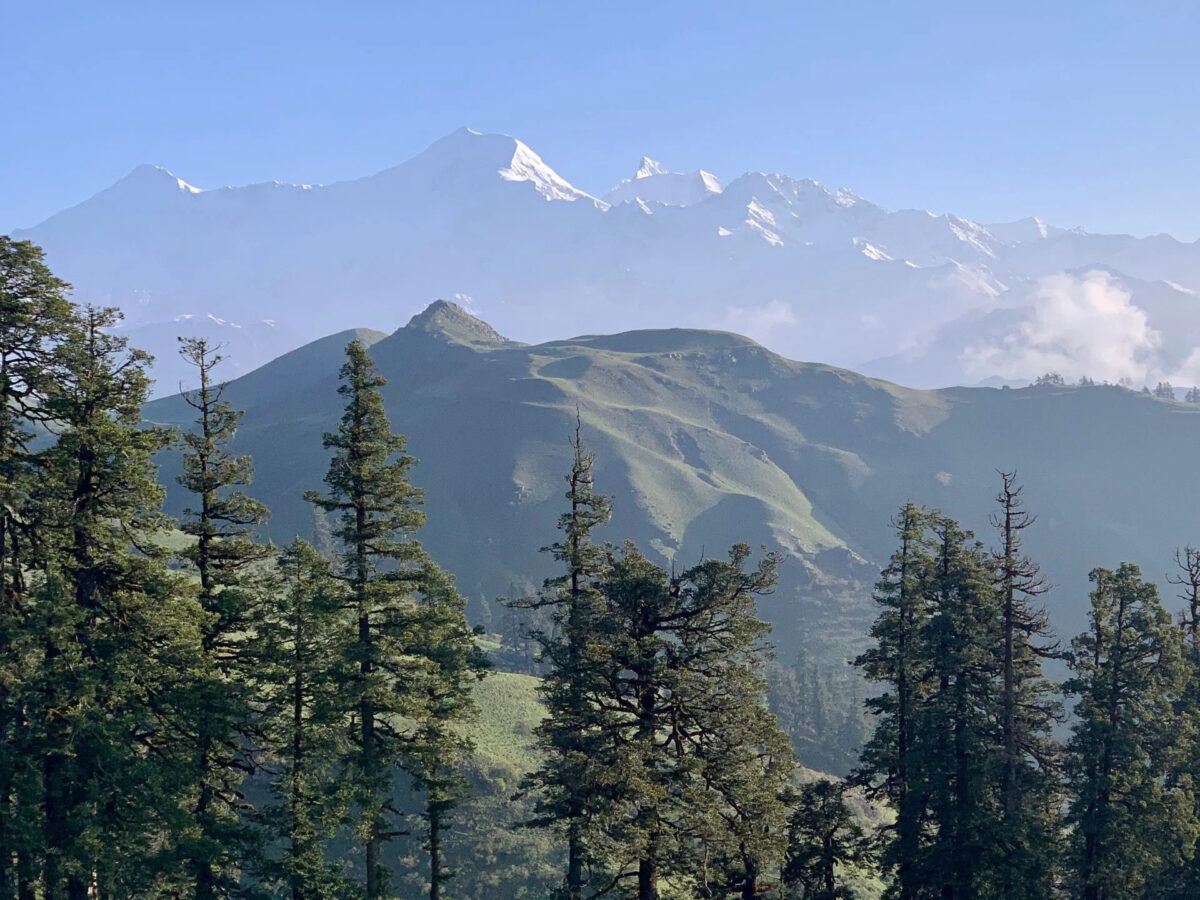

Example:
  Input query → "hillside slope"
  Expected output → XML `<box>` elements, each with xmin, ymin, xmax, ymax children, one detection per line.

<box><xmin>147</xmin><ymin>302</ymin><xmax>1200</xmax><ymax>662</ymax></box>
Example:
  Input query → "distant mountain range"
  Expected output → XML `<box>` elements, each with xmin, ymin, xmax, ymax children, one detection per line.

<box><xmin>15</xmin><ymin>128</ymin><xmax>1200</xmax><ymax>394</ymax></box>
<box><xmin>146</xmin><ymin>302</ymin><xmax>1200</xmax><ymax>670</ymax></box>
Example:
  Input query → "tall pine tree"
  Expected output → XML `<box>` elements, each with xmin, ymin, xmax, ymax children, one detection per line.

<box><xmin>515</xmin><ymin>417</ymin><xmax>614</xmax><ymax>900</ymax></box>
<box><xmin>305</xmin><ymin>340</ymin><xmax>481</xmax><ymax>900</ymax></box>
<box><xmin>1064</xmin><ymin>563</ymin><xmax>1190</xmax><ymax>899</ymax></box>
<box><xmin>0</xmin><ymin>238</ymin><xmax>75</xmax><ymax>900</ymax></box>
<box><xmin>853</xmin><ymin>504</ymin><xmax>934</xmax><ymax>900</ymax></box>
<box><xmin>37</xmin><ymin>305</ymin><xmax>196</xmax><ymax>898</ymax></box>
<box><xmin>987</xmin><ymin>474</ymin><xmax>1060</xmax><ymax>900</ymax></box>
<box><xmin>175</xmin><ymin>337</ymin><xmax>273</xmax><ymax>899</ymax></box>
<box><xmin>256</xmin><ymin>539</ymin><xmax>352</xmax><ymax>900</ymax></box>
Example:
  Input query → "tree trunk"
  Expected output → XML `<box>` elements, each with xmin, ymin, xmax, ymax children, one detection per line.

<box><xmin>566</xmin><ymin>820</ymin><xmax>583</xmax><ymax>900</ymax></box>
<box><xmin>428</xmin><ymin>803</ymin><xmax>442</xmax><ymax>900</ymax></box>
<box><xmin>637</xmin><ymin>850</ymin><xmax>657</xmax><ymax>900</ymax></box>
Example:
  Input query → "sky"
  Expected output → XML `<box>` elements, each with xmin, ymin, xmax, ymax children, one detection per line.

<box><xmin>3</xmin><ymin>1</ymin><xmax>1199</xmax><ymax>238</ymax></box>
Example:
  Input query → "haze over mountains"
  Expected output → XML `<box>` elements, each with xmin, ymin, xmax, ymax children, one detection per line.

<box><xmin>146</xmin><ymin>301</ymin><xmax>1200</xmax><ymax>672</ymax></box>
<box><xmin>15</xmin><ymin>128</ymin><xmax>1200</xmax><ymax>394</ymax></box>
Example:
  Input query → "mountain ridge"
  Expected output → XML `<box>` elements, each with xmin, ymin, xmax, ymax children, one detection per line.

<box><xmin>17</xmin><ymin>126</ymin><xmax>1200</xmax><ymax>395</ymax></box>
<box><xmin>146</xmin><ymin>304</ymin><xmax>1200</xmax><ymax>677</ymax></box>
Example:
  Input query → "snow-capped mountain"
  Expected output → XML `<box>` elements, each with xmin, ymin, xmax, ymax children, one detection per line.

<box><xmin>603</xmin><ymin>157</ymin><xmax>723</xmax><ymax>208</ymax></box>
<box><xmin>13</xmin><ymin>127</ymin><xmax>1200</xmax><ymax>392</ymax></box>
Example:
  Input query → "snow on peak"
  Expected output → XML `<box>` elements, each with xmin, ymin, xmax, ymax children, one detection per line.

<box><xmin>406</xmin><ymin>127</ymin><xmax>600</xmax><ymax>204</ymax></box>
<box><xmin>636</xmin><ymin>156</ymin><xmax>668</xmax><ymax>179</ymax></box>
<box><xmin>604</xmin><ymin>159</ymin><xmax>724</xmax><ymax>208</ymax></box>
<box><xmin>498</xmin><ymin>139</ymin><xmax>597</xmax><ymax>203</ymax></box>
<box><xmin>118</xmin><ymin>163</ymin><xmax>203</xmax><ymax>195</ymax></box>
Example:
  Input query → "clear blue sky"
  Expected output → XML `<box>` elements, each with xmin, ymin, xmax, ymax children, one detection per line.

<box><xmin>3</xmin><ymin>1</ymin><xmax>1198</xmax><ymax>238</ymax></box>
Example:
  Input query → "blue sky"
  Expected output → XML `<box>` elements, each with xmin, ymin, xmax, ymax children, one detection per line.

<box><xmin>3</xmin><ymin>1</ymin><xmax>1198</xmax><ymax>238</ymax></box>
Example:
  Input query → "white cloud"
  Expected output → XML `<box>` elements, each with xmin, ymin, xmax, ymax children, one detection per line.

<box><xmin>961</xmin><ymin>271</ymin><xmax>1162</xmax><ymax>383</ymax></box>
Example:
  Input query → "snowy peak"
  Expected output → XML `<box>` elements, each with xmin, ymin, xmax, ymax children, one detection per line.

<box><xmin>392</xmin><ymin>127</ymin><xmax>600</xmax><ymax>204</ymax></box>
<box><xmin>605</xmin><ymin>159</ymin><xmax>723</xmax><ymax>208</ymax></box>
<box><xmin>635</xmin><ymin>156</ymin><xmax>668</xmax><ymax>179</ymax></box>
<box><xmin>109</xmin><ymin>163</ymin><xmax>202</xmax><ymax>197</ymax></box>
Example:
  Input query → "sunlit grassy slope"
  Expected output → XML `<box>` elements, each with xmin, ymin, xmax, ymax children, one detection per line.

<box><xmin>147</xmin><ymin>300</ymin><xmax>1200</xmax><ymax>670</ymax></box>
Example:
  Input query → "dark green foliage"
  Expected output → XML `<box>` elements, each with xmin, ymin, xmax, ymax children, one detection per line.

<box><xmin>1064</xmin><ymin>563</ymin><xmax>1192</xmax><ymax>900</ymax></box>
<box><xmin>35</xmin><ymin>305</ymin><xmax>199</xmax><ymax>897</ymax></box>
<box><xmin>586</xmin><ymin>542</ymin><xmax>793</xmax><ymax>900</ymax></box>
<box><xmin>855</xmin><ymin>495</ymin><xmax>1062</xmax><ymax>900</ymax></box>
<box><xmin>0</xmin><ymin>237</ymin><xmax>76</xmax><ymax>900</ymax></box>
<box><xmin>176</xmin><ymin>337</ymin><xmax>273</xmax><ymax>898</ymax></box>
<box><xmin>854</xmin><ymin>504</ymin><xmax>933</xmax><ymax>900</ymax></box>
<box><xmin>783</xmin><ymin>780</ymin><xmax>871</xmax><ymax>899</ymax></box>
<box><xmin>256</xmin><ymin>539</ymin><xmax>354</xmax><ymax>900</ymax></box>
<box><xmin>304</xmin><ymin>340</ymin><xmax>484</xmax><ymax>899</ymax></box>
<box><xmin>987</xmin><ymin>475</ymin><xmax>1060</xmax><ymax>900</ymax></box>
<box><xmin>515</xmin><ymin>420</ymin><xmax>615</xmax><ymax>900</ymax></box>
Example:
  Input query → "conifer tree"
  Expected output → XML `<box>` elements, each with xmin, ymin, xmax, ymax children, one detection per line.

<box><xmin>918</xmin><ymin>516</ymin><xmax>1001</xmax><ymax>899</ymax></box>
<box><xmin>305</xmin><ymin>340</ymin><xmax>480</xmax><ymax>900</ymax></box>
<box><xmin>987</xmin><ymin>474</ymin><xmax>1060</xmax><ymax>900</ymax></box>
<box><xmin>403</xmin><ymin>564</ymin><xmax>487</xmax><ymax>900</ymax></box>
<box><xmin>176</xmin><ymin>337</ymin><xmax>273</xmax><ymax>899</ymax></box>
<box><xmin>0</xmin><ymin>238</ymin><xmax>75</xmax><ymax>900</ymax></box>
<box><xmin>673</xmin><ymin>547</ymin><xmax>794</xmax><ymax>900</ymax></box>
<box><xmin>256</xmin><ymin>539</ymin><xmax>352</xmax><ymax>900</ymax></box>
<box><xmin>516</xmin><ymin>418</ymin><xmax>614</xmax><ymax>900</ymax></box>
<box><xmin>590</xmin><ymin>543</ymin><xmax>786</xmax><ymax>900</ymax></box>
<box><xmin>783</xmin><ymin>780</ymin><xmax>870</xmax><ymax>900</ymax></box>
<box><xmin>37</xmin><ymin>305</ymin><xmax>196</xmax><ymax>898</ymax></box>
<box><xmin>1064</xmin><ymin>563</ymin><xmax>1190</xmax><ymax>900</ymax></box>
<box><xmin>853</xmin><ymin>504</ymin><xmax>934</xmax><ymax>900</ymax></box>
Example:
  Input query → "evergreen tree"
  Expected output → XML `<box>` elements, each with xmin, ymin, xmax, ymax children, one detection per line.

<box><xmin>0</xmin><ymin>238</ymin><xmax>75</xmax><ymax>900</ymax></box>
<box><xmin>1064</xmin><ymin>563</ymin><xmax>1191</xmax><ymax>899</ymax></box>
<box><xmin>175</xmin><ymin>337</ymin><xmax>273</xmax><ymax>899</ymax></box>
<box><xmin>783</xmin><ymin>780</ymin><xmax>870</xmax><ymax>900</ymax></box>
<box><xmin>403</xmin><ymin>564</ymin><xmax>487</xmax><ymax>900</ymax></box>
<box><xmin>1157</xmin><ymin>547</ymin><xmax>1200</xmax><ymax>898</ymax></box>
<box><xmin>305</xmin><ymin>340</ymin><xmax>480</xmax><ymax>899</ymax></box>
<box><xmin>590</xmin><ymin>543</ymin><xmax>786</xmax><ymax>900</ymax></box>
<box><xmin>36</xmin><ymin>305</ymin><xmax>197</xmax><ymax>897</ymax></box>
<box><xmin>853</xmin><ymin>504</ymin><xmax>934</xmax><ymax>900</ymax></box>
<box><xmin>917</xmin><ymin>516</ymin><xmax>1001</xmax><ymax>899</ymax></box>
<box><xmin>515</xmin><ymin>419</ymin><xmax>614</xmax><ymax>900</ymax></box>
<box><xmin>256</xmin><ymin>539</ymin><xmax>352</xmax><ymax>900</ymax></box>
<box><xmin>674</xmin><ymin>547</ymin><xmax>794</xmax><ymax>900</ymax></box>
<box><xmin>987</xmin><ymin>475</ymin><xmax>1060</xmax><ymax>900</ymax></box>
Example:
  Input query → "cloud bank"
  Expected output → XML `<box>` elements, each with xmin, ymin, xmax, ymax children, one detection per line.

<box><xmin>961</xmin><ymin>271</ymin><xmax>1163</xmax><ymax>384</ymax></box>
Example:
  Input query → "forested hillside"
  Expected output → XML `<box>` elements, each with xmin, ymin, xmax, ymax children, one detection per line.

<box><xmin>8</xmin><ymin>235</ymin><xmax>1200</xmax><ymax>898</ymax></box>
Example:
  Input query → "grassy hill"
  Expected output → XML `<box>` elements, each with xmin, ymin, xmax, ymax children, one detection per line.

<box><xmin>146</xmin><ymin>301</ymin><xmax>1200</xmax><ymax>679</ymax></box>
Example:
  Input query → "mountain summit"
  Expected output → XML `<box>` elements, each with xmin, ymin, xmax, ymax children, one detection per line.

<box><xmin>404</xmin><ymin>299</ymin><xmax>513</xmax><ymax>347</ymax></box>
<box><xmin>16</xmin><ymin>127</ymin><xmax>1200</xmax><ymax>393</ymax></box>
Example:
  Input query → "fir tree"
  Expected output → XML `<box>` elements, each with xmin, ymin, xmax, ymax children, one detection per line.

<box><xmin>917</xmin><ymin>516</ymin><xmax>1000</xmax><ymax>899</ymax></box>
<box><xmin>514</xmin><ymin>418</ymin><xmax>614</xmax><ymax>900</ymax></box>
<box><xmin>175</xmin><ymin>337</ymin><xmax>273</xmax><ymax>899</ymax></box>
<box><xmin>1064</xmin><ymin>563</ymin><xmax>1190</xmax><ymax>899</ymax></box>
<box><xmin>305</xmin><ymin>340</ymin><xmax>480</xmax><ymax>899</ymax></box>
<box><xmin>256</xmin><ymin>539</ymin><xmax>352</xmax><ymax>900</ymax></box>
<box><xmin>37</xmin><ymin>305</ymin><xmax>196</xmax><ymax>897</ymax></box>
<box><xmin>783</xmin><ymin>780</ymin><xmax>870</xmax><ymax>900</ymax></box>
<box><xmin>853</xmin><ymin>504</ymin><xmax>934</xmax><ymax>900</ymax></box>
<box><xmin>987</xmin><ymin>475</ymin><xmax>1060</xmax><ymax>900</ymax></box>
<box><xmin>0</xmin><ymin>238</ymin><xmax>75</xmax><ymax>900</ymax></box>
<box><xmin>589</xmin><ymin>543</ymin><xmax>786</xmax><ymax>900</ymax></box>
